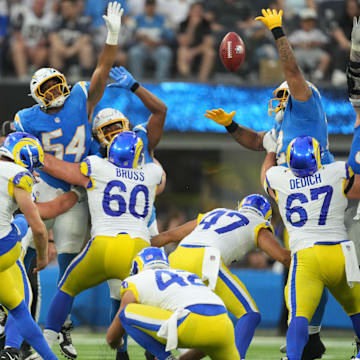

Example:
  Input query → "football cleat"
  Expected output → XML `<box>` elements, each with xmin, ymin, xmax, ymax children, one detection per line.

<box><xmin>116</xmin><ymin>351</ymin><xmax>129</xmax><ymax>360</ymax></box>
<box><xmin>0</xmin><ymin>306</ymin><xmax>7</xmax><ymax>339</ymax></box>
<box><xmin>144</xmin><ymin>350</ymin><xmax>155</xmax><ymax>360</ymax></box>
<box><xmin>19</xmin><ymin>342</ymin><xmax>32</xmax><ymax>360</ymax></box>
<box><xmin>0</xmin><ymin>347</ymin><xmax>20</xmax><ymax>360</ymax></box>
<box><xmin>302</xmin><ymin>333</ymin><xmax>326</xmax><ymax>360</ymax></box>
<box><xmin>58</xmin><ymin>321</ymin><xmax>77</xmax><ymax>359</ymax></box>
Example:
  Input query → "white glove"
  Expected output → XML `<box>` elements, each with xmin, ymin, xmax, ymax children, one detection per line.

<box><xmin>70</xmin><ymin>185</ymin><xmax>86</xmax><ymax>202</ymax></box>
<box><xmin>103</xmin><ymin>2</ymin><xmax>124</xmax><ymax>45</ymax></box>
<box><xmin>263</xmin><ymin>129</ymin><xmax>277</xmax><ymax>153</ymax></box>
<box><xmin>352</xmin><ymin>17</ymin><xmax>360</xmax><ymax>52</ymax></box>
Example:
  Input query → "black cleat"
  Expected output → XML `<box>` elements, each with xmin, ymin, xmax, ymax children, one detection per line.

<box><xmin>19</xmin><ymin>342</ymin><xmax>32</xmax><ymax>360</ymax></box>
<box><xmin>116</xmin><ymin>351</ymin><xmax>129</xmax><ymax>360</ymax></box>
<box><xmin>0</xmin><ymin>347</ymin><xmax>20</xmax><ymax>360</ymax></box>
<box><xmin>145</xmin><ymin>350</ymin><xmax>155</xmax><ymax>360</ymax></box>
<box><xmin>302</xmin><ymin>333</ymin><xmax>326</xmax><ymax>360</ymax></box>
<box><xmin>58</xmin><ymin>321</ymin><xmax>77</xmax><ymax>359</ymax></box>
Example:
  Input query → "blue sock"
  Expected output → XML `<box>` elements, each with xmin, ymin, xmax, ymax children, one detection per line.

<box><xmin>351</xmin><ymin>313</ymin><xmax>360</xmax><ymax>358</ymax></box>
<box><xmin>110</xmin><ymin>299</ymin><xmax>128</xmax><ymax>353</ymax></box>
<box><xmin>45</xmin><ymin>289</ymin><xmax>74</xmax><ymax>333</ymax></box>
<box><xmin>287</xmin><ymin>316</ymin><xmax>309</xmax><ymax>360</ymax></box>
<box><xmin>23</xmin><ymin>247</ymin><xmax>36</xmax><ymax>273</ymax></box>
<box><xmin>5</xmin><ymin>313</ymin><xmax>23</xmax><ymax>349</ymax></box>
<box><xmin>310</xmin><ymin>289</ymin><xmax>328</xmax><ymax>327</ymax></box>
<box><xmin>8</xmin><ymin>301</ymin><xmax>57</xmax><ymax>360</ymax></box>
<box><xmin>235</xmin><ymin>311</ymin><xmax>261</xmax><ymax>358</ymax></box>
<box><xmin>120</xmin><ymin>308</ymin><xmax>171</xmax><ymax>360</ymax></box>
<box><xmin>57</xmin><ymin>253</ymin><xmax>78</xmax><ymax>284</ymax></box>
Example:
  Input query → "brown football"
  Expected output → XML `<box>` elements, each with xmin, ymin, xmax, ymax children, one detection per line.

<box><xmin>219</xmin><ymin>32</ymin><xmax>246</xmax><ymax>72</ymax></box>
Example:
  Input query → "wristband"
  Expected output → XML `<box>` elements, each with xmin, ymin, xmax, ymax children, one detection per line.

<box><xmin>48</xmin><ymin>240</ymin><xmax>54</xmax><ymax>243</ymax></box>
<box><xmin>225</xmin><ymin>121</ymin><xmax>239</xmax><ymax>133</ymax></box>
<box><xmin>106</xmin><ymin>32</ymin><xmax>119</xmax><ymax>46</ymax></box>
<box><xmin>130</xmin><ymin>82</ymin><xmax>140</xmax><ymax>93</ymax></box>
<box><xmin>271</xmin><ymin>27</ymin><xmax>285</xmax><ymax>40</ymax></box>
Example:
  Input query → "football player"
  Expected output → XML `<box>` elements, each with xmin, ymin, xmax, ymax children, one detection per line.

<box><xmin>39</xmin><ymin>131</ymin><xmax>163</xmax><ymax>358</ymax></box>
<box><xmin>205</xmin><ymin>8</ymin><xmax>332</xmax><ymax>359</ymax></box>
<box><xmin>150</xmin><ymin>195</ymin><xmax>290</xmax><ymax>360</ymax></box>
<box><xmin>0</xmin><ymin>132</ymin><xmax>84</xmax><ymax>360</ymax></box>
<box><xmin>42</xmin><ymin>65</ymin><xmax>167</xmax><ymax>360</ymax></box>
<box><xmin>13</xmin><ymin>3</ymin><xmax>124</xmax><ymax>358</ymax></box>
<box><xmin>0</xmin><ymin>131</ymin><xmax>80</xmax><ymax>360</ymax></box>
<box><xmin>261</xmin><ymin>136</ymin><xmax>360</xmax><ymax>360</ymax></box>
<box><xmin>106</xmin><ymin>247</ymin><xmax>240</xmax><ymax>360</ymax></box>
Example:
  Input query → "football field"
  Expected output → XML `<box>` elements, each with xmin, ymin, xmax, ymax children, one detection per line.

<box><xmin>52</xmin><ymin>331</ymin><xmax>357</xmax><ymax>359</ymax></box>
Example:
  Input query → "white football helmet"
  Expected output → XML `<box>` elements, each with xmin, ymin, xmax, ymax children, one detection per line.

<box><xmin>30</xmin><ymin>68</ymin><xmax>70</xmax><ymax>109</ymax></box>
<box><xmin>268</xmin><ymin>80</ymin><xmax>320</xmax><ymax>123</ymax></box>
<box><xmin>93</xmin><ymin>108</ymin><xmax>130</xmax><ymax>147</ymax></box>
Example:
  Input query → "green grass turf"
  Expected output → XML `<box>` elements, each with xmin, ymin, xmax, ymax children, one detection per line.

<box><xmin>52</xmin><ymin>332</ymin><xmax>357</xmax><ymax>359</ymax></box>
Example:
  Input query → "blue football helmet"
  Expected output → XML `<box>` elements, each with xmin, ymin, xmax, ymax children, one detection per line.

<box><xmin>0</xmin><ymin>132</ymin><xmax>44</xmax><ymax>171</ymax></box>
<box><xmin>130</xmin><ymin>247</ymin><xmax>169</xmax><ymax>276</ymax></box>
<box><xmin>286</xmin><ymin>136</ymin><xmax>322</xmax><ymax>177</ymax></box>
<box><xmin>108</xmin><ymin>131</ymin><xmax>144</xmax><ymax>169</ymax></box>
<box><xmin>238</xmin><ymin>194</ymin><xmax>272</xmax><ymax>221</ymax></box>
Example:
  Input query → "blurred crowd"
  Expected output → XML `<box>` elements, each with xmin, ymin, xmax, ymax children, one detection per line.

<box><xmin>0</xmin><ymin>0</ymin><xmax>357</xmax><ymax>85</ymax></box>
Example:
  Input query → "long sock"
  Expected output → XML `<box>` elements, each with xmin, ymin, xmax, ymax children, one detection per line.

<box><xmin>45</xmin><ymin>290</ymin><xmax>74</xmax><ymax>333</ymax></box>
<box><xmin>110</xmin><ymin>298</ymin><xmax>128</xmax><ymax>353</ymax></box>
<box><xmin>8</xmin><ymin>301</ymin><xmax>57</xmax><ymax>360</ymax></box>
<box><xmin>235</xmin><ymin>311</ymin><xmax>261</xmax><ymax>358</ymax></box>
<box><xmin>120</xmin><ymin>309</ymin><xmax>171</xmax><ymax>360</ymax></box>
<box><xmin>57</xmin><ymin>253</ymin><xmax>78</xmax><ymax>285</ymax></box>
<box><xmin>351</xmin><ymin>313</ymin><xmax>360</xmax><ymax>358</ymax></box>
<box><xmin>4</xmin><ymin>313</ymin><xmax>22</xmax><ymax>349</ymax></box>
<box><xmin>309</xmin><ymin>289</ymin><xmax>327</xmax><ymax>329</ymax></box>
<box><xmin>287</xmin><ymin>316</ymin><xmax>309</xmax><ymax>360</ymax></box>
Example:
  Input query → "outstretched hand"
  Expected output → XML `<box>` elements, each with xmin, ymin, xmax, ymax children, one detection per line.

<box><xmin>255</xmin><ymin>8</ymin><xmax>283</xmax><ymax>30</ymax></box>
<box><xmin>103</xmin><ymin>2</ymin><xmax>124</xmax><ymax>45</ymax></box>
<box><xmin>109</xmin><ymin>66</ymin><xmax>137</xmax><ymax>91</ymax></box>
<box><xmin>204</xmin><ymin>109</ymin><xmax>235</xmax><ymax>126</ymax></box>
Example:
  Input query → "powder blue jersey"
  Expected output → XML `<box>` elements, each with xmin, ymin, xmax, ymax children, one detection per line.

<box><xmin>14</xmin><ymin>81</ymin><xmax>93</xmax><ymax>191</ymax></box>
<box><xmin>348</xmin><ymin>125</ymin><xmax>360</xmax><ymax>174</ymax></box>
<box><xmin>274</xmin><ymin>90</ymin><xmax>334</xmax><ymax>166</ymax></box>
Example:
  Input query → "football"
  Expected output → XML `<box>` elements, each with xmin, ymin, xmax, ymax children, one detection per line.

<box><xmin>219</xmin><ymin>32</ymin><xmax>246</xmax><ymax>72</ymax></box>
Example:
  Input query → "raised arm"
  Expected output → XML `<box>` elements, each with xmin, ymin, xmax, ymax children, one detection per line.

<box><xmin>43</xmin><ymin>154</ymin><xmax>89</xmax><ymax>187</ymax></box>
<box><xmin>257</xmin><ymin>228</ymin><xmax>291</xmax><ymax>267</ymax></box>
<box><xmin>87</xmin><ymin>2</ymin><xmax>124</xmax><ymax>119</ymax></box>
<box><xmin>13</xmin><ymin>187</ymin><xmax>48</xmax><ymax>272</ymax></box>
<box><xmin>255</xmin><ymin>9</ymin><xmax>312</xmax><ymax>101</ymax></box>
<box><xmin>260</xmin><ymin>152</ymin><xmax>277</xmax><ymax>193</ymax></box>
<box><xmin>204</xmin><ymin>109</ymin><xmax>265</xmax><ymax>151</ymax></box>
<box><xmin>109</xmin><ymin>66</ymin><xmax>167</xmax><ymax>151</ymax></box>
<box><xmin>150</xmin><ymin>219</ymin><xmax>197</xmax><ymax>248</ymax></box>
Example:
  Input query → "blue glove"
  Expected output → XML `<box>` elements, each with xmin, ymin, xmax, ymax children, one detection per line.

<box><xmin>109</xmin><ymin>66</ymin><xmax>137</xmax><ymax>90</ymax></box>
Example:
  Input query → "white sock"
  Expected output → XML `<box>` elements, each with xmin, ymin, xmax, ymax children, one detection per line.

<box><xmin>43</xmin><ymin>329</ymin><xmax>58</xmax><ymax>347</ymax></box>
<box><xmin>308</xmin><ymin>325</ymin><xmax>321</xmax><ymax>335</ymax></box>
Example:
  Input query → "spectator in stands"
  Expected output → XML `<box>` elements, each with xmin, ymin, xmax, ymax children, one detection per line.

<box><xmin>157</xmin><ymin>0</ymin><xmax>193</xmax><ymax>31</ymax></box>
<box><xmin>0</xmin><ymin>0</ymin><xmax>8</xmax><ymax>76</ymax></box>
<box><xmin>330</xmin><ymin>0</ymin><xmax>359</xmax><ymax>86</ymax></box>
<box><xmin>10</xmin><ymin>0</ymin><xmax>54</xmax><ymax>80</ymax></box>
<box><xmin>48</xmin><ymin>0</ymin><xmax>94</xmax><ymax>78</ymax></box>
<box><xmin>128</xmin><ymin>0</ymin><xmax>173</xmax><ymax>81</ymax></box>
<box><xmin>288</xmin><ymin>8</ymin><xmax>330</xmax><ymax>82</ymax></box>
<box><xmin>177</xmin><ymin>1</ymin><xmax>215</xmax><ymax>82</ymax></box>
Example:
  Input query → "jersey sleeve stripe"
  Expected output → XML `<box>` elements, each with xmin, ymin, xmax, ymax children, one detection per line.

<box><xmin>79</xmin><ymin>81</ymin><xmax>89</xmax><ymax>98</ymax></box>
<box><xmin>14</xmin><ymin>114</ymin><xmax>25</xmax><ymax>131</ymax></box>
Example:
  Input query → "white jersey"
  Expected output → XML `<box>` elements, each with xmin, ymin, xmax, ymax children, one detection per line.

<box><xmin>265</xmin><ymin>161</ymin><xmax>351</xmax><ymax>253</ymax></box>
<box><xmin>0</xmin><ymin>161</ymin><xmax>34</xmax><ymax>238</ymax></box>
<box><xmin>80</xmin><ymin>156</ymin><xmax>162</xmax><ymax>241</ymax></box>
<box><xmin>180</xmin><ymin>208</ymin><xmax>273</xmax><ymax>267</ymax></box>
<box><xmin>121</xmin><ymin>268</ymin><xmax>224</xmax><ymax>312</ymax></box>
